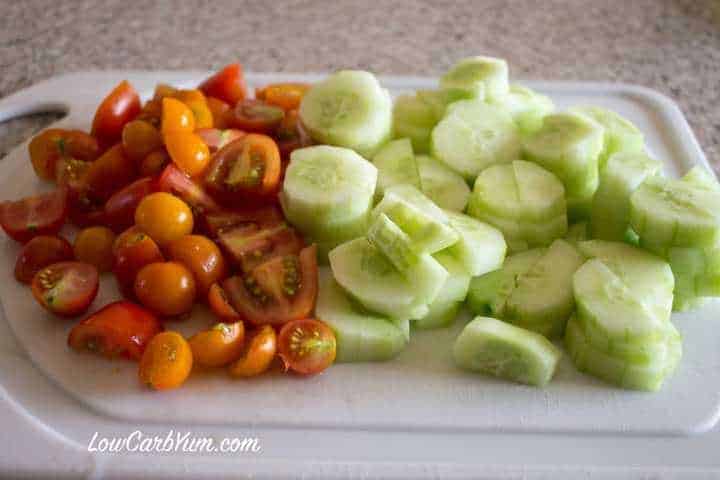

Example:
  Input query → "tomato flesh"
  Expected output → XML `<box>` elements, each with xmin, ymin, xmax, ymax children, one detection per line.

<box><xmin>218</xmin><ymin>222</ymin><xmax>303</xmax><ymax>273</ymax></box>
<box><xmin>92</xmin><ymin>80</ymin><xmax>142</xmax><ymax>148</ymax></box>
<box><xmin>31</xmin><ymin>261</ymin><xmax>99</xmax><ymax>317</ymax></box>
<box><xmin>0</xmin><ymin>187</ymin><xmax>68</xmax><ymax>243</ymax></box>
<box><xmin>207</xmin><ymin>282</ymin><xmax>242</xmax><ymax>320</ymax></box>
<box><xmin>15</xmin><ymin>235</ymin><xmax>74</xmax><ymax>284</ymax></box>
<box><xmin>275</xmin><ymin>109</ymin><xmax>312</xmax><ymax>160</ymax></box>
<box><xmin>196</xmin><ymin>128</ymin><xmax>246</xmax><ymax>153</ymax></box>
<box><xmin>28</xmin><ymin>129</ymin><xmax>99</xmax><ymax>181</ymax></box>
<box><xmin>200</xmin><ymin>205</ymin><xmax>283</xmax><ymax>238</ymax></box>
<box><xmin>157</xmin><ymin>164</ymin><xmax>220</xmax><ymax>214</ymax></box>
<box><xmin>278</xmin><ymin>318</ymin><xmax>336</xmax><ymax>375</ymax></box>
<box><xmin>199</xmin><ymin>64</ymin><xmax>248</xmax><ymax>106</ymax></box>
<box><xmin>229</xmin><ymin>99</ymin><xmax>284</xmax><ymax>134</ymax></box>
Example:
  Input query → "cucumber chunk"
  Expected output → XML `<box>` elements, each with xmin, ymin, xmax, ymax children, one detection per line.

<box><xmin>453</xmin><ymin>316</ymin><xmax>562</xmax><ymax>387</ymax></box>
<box><xmin>431</xmin><ymin>100</ymin><xmax>520</xmax><ymax>180</ymax></box>
<box><xmin>682</xmin><ymin>166</ymin><xmax>720</xmax><ymax>191</ymax></box>
<box><xmin>316</xmin><ymin>271</ymin><xmax>407</xmax><ymax>362</ymax></box>
<box><xmin>414</xmin><ymin>301</ymin><xmax>462</xmax><ymax>330</ymax></box>
<box><xmin>416</xmin><ymin>155</ymin><xmax>471</xmax><ymax>212</ymax></box>
<box><xmin>392</xmin><ymin>95</ymin><xmax>436</xmax><ymax>153</ymax></box>
<box><xmin>372</xmin><ymin>138</ymin><xmax>421</xmax><ymax>200</ymax></box>
<box><xmin>565</xmin><ymin>222</ymin><xmax>589</xmax><ymax>244</ymax></box>
<box><xmin>490</xmin><ymin>84</ymin><xmax>555</xmax><ymax>136</ymax></box>
<box><xmin>440</xmin><ymin>56</ymin><xmax>509</xmax><ymax>101</ymax></box>
<box><xmin>570</xmin><ymin>106</ymin><xmax>644</xmax><ymax>168</ymax></box>
<box><xmin>417</xmin><ymin>88</ymin><xmax>473</xmax><ymax>122</ymax></box>
<box><xmin>299</xmin><ymin>70</ymin><xmax>392</xmax><ymax>157</ymax></box>
<box><xmin>414</xmin><ymin>251</ymin><xmax>471</xmax><ymax>329</ymax></box>
<box><xmin>444</xmin><ymin>210</ymin><xmax>507</xmax><ymax>277</ymax></box>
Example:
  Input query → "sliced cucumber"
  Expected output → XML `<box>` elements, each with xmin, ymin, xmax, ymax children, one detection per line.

<box><xmin>453</xmin><ymin>316</ymin><xmax>562</xmax><ymax>387</ymax></box>
<box><xmin>372</xmin><ymin>138</ymin><xmax>421</xmax><ymax>200</ymax></box>
<box><xmin>417</xmin><ymin>88</ymin><xmax>473</xmax><ymax>122</ymax></box>
<box><xmin>440</xmin><ymin>56</ymin><xmax>509</xmax><ymax>100</ymax></box>
<box><xmin>416</xmin><ymin>155</ymin><xmax>471</xmax><ymax>212</ymax></box>
<box><xmin>565</xmin><ymin>222</ymin><xmax>589</xmax><ymax>244</ymax></box>
<box><xmin>444</xmin><ymin>210</ymin><xmax>507</xmax><ymax>276</ymax></box>
<box><xmin>469</xmin><ymin>209</ymin><xmax>567</xmax><ymax>253</ymax></box>
<box><xmin>431</xmin><ymin>100</ymin><xmax>520</xmax><ymax>180</ymax></box>
<box><xmin>414</xmin><ymin>301</ymin><xmax>462</xmax><ymax>330</ymax></box>
<box><xmin>392</xmin><ymin>95</ymin><xmax>436</xmax><ymax>153</ymax></box>
<box><xmin>682</xmin><ymin>166</ymin><xmax>720</xmax><ymax>191</ymax></box>
<box><xmin>299</xmin><ymin>70</ymin><xmax>392</xmax><ymax>157</ymax></box>
<box><xmin>667</xmin><ymin>246</ymin><xmax>720</xmax><ymax>311</ymax></box>
<box><xmin>490</xmin><ymin>84</ymin><xmax>554</xmax><ymax>136</ymax></box>
<box><xmin>316</xmin><ymin>271</ymin><xmax>407</xmax><ymax>362</ymax></box>
<box><xmin>590</xmin><ymin>151</ymin><xmax>662</xmax><ymax>241</ymax></box>
<box><xmin>570</xmin><ymin>106</ymin><xmax>644</xmax><ymax>168</ymax></box>
<box><xmin>414</xmin><ymin>251</ymin><xmax>470</xmax><ymax>329</ymax></box>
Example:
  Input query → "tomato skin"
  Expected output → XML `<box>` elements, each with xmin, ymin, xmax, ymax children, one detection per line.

<box><xmin>196</xmin><ymin>128</ymin><xmax>246</xmax><ymax>153</ymax></box>
<box><xmin>157</xmin><ymin>164</ymin><xmax>221</xmax><ymax>214</ymax></box>
<box><xmin>218</xmin><ymin>221</ymin><xmax>303</xmax><ymax>273</ymax></box>
<box><xmin>200</xmin><ymin>205</ymin><xmax>283</xmax><ymax>238</ymax></box>
<box><xmin>135</xmin><ymin>192</ymin><xmax>194</xmax><ymax>247</ymax></box>
<box><xmin>228</xmin><ymin>325</ymin><xmax>277</xmax><ymax>378</ymax></box>
<box><xmin>113</xmin><ymin>230</ymin><xmax>164</xmax><ymax>298</ymax></box>
<box><xmin>189</xmin><ymin>321</ymin><xmax>245</xmax><ymax>368</ymax></box>
<box><xmin>207</xmin><ymin>282</ymin><xmax>242</xmax><ymax>320</ymax></box>
<box><xmin>15</xmin><ymin>235</ymin><xmax>74</xmax><ymax>284</ymax></box>
<box><xmin>166</xmin><ymin>235</ymin><xmax>227</xmax><ymax>298</ymax></box>
<box><xmin>161</xmin><ymin>97</ymin><xmax>195</xmax><ymax>136</ymax></box>
<box><xmin>164</xmin><ymin>131</ymin><xmax>210</xmax><ymax>177</ymax></box>
<box><xmin>92</xmin><ymin>80</ymin><xmax>141</xmax><ymax>148</ymax></box>
<box><xmin>139</xmin><ymin>150</ymin><xmax>170</xmax><ymax>177</ymax></box>
<box><xmin>275</xmin><ymin>109</ymin><xmax>312</xmax><ymax>160</ymax></box>
<box><xmin>229</xmin><ymin>100</ymin><xmax>284</xmax><ymax>134</ymax></box>
<box><xmin>28</xmin><ymin>129</ymin><xmax>99</xmax><ymax>181</ymax></box>
<box><xmin>176</xmin><ymin>89</ymin><xmax>213</xmax><ymax>129</ymax></box>
<box><xmin>0</xmin><ymin>187</ymin><xmax>68</xmax><ymax>243</ymax></box>
<box><xmin>104</xmin><ymin>177</ymin><xmax>156</xmax><ymax>232</ymax></box>
<box><xmin>139</xmin><ymin>331</ymin><xmax>193</xmax><ymax>390</ymax></box>
<box><xmin>84</xmin><ymin>144</ymin><xmax>138</xmax><ymax>202</ymax></box>
<box><xmin>256</xmin><ymin>83</ymin><xmax>310</xmax><ymax>111</ymax></box>
<box><xmin>73</xmin><ymin>226</ymin><xmax>116</xmax><ymax>272</ymax></box>
<box><xmin>134</xmin><ymin>261</ymin><xmax>196</xmax><ymax>317</ymax></box>
<box><xmin>121</xmin><ymin>120</ymin><xmax>163</xmax><ymax>162</ymax></box>
<box><xmin>67</xmin><ymin>189</ymin><xmax>106</xmax><ymax>228</ymax></box>
<box><xmin>278</xmin><ymin>318</ymin><xmax>336</xmax><ymax>375</ymax></box>
<box><xmin>199</xmin><ymin>64</ymin><xmax>248</xmax><ymax>106</ymax></box>
<box><xmin>31</xmin><ymin>261</ymin><xmax>99</xmax><ymax>317</ymax></box>
<box><xmin>206</xmin><ymin>97</ymin><xmax>232</xmax><ymax>129</ymax></box>
<box><xmin>68</xmin><ymin>300</ymin><xmax>162</xmax><ymax>360</ymax></box>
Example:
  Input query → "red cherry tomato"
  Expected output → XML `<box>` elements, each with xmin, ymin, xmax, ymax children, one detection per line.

<box><xmin>0</xmin><ymin>187</ymin><xmax>68</xmax><ymax>243</ymax></box>
<box><xmin>199</xmin><ymin>64</ymin><xmax>248</xmax><ymax>106</ymax></box>
<box><xmin>200</xmin><ymin>205</ymin><xmax>283</xmax><ymax>238</ymax></box>
<box><xmin>91</xmin><ymin>80</ymin><xmax>142</xmax><ymax>148</ymax></box>
<box><xmin>278</xmin><ymin>318</ymin><xmax>337</xmax><ymax>375</ymax></box>
<box><xmin>15</xmin><ymin>235</ymin><xmax>74</xmax><ymax>284</ymax></box>
<box><xmin>67</xmin><ymin>187</ymin><xmax>106</xmax><ymax>228</ymax></box>
<box><xmin>104</xmin><ymin>177</ymin><xmax>156</xmax><ymax>232</ymax></box>
<box><xmin>84</xmin><ymin>144</ymin><xmax>138</xmax><ymax>202</ymax></box>
<box><xmin>28</xmin><ymin>129</ymin><xmax>99</xmax><ymax>181</ymax></box>
<box><xmin>207</xmin><ymin>282</ymin><xmax>242</xmax><ymax>321</ymax></box>
<box><xmin>31</xmin><ymin>261</ymin><xmax>99</xmax><ymax>317</ymax></box>
<box><xmin>196</xmin><ymin>128</ymin><xmax>246</xmax><ymax>153</ymax></box>
<box><xmin>229</xmin><ymin>100</ymin><xmax>284</xmax><ymax>134</ymax></box>
<box><xmin>55</xmin><ymin>157</ymin><xmax>92</xmax><ymax>191</ymax></box>
<box><xmin>113</xmin><ymin>230</ymin><xmax>164</xmax><ymax>298</ymax></box>
<box><xmin>206</xmin><ymin>97</ymin><xmax>232</xmax><ymax>129</ymax></box>
<box><xmin>218</xmin><ymin>221</ymin><xmax>303</xmax><ymax>273</ymax></box>
<box><xmin>157</xmin><ymin>164</ymin><xmax>221</xmax><ymax>214</ymax></box>
<box><xmin>275</xmin><ymin>109</ymin><xmax>312</xmax><ymax>160</ymax></box>
<box><xmin>68</xmin><ymin>301</ymin><xmax>163</xmax><ymax>360</ymax></box>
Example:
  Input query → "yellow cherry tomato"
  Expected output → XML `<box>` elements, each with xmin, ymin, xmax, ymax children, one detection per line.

<box><xmin>121</xmin><ymin>119</ymin><xmax>163</xmax><ymax>162</ymax></box>
<box><xmin>139</xmin><ymin>331</ymin><xmax>193</xmax><ymax>390</ymax></box>
<box><xmin>161</xmin><ymin>97</ymin><xmax>195</xmax><ymax>137</ymax></box>
<box><xmin>166</xmin><ymin>234</ymin><xmax>227</xmax><ymax>297</ymax></box>
<box><xmin>189</xmin><ymin>321</ymin><xmax>245</xmax><ymax>368</ymax></box>
<box><xmin>73</xmin><ymin>226</ymin><xmax>116</xmax><ymax>272</ymax></box>
<box><xmin>134</xmin><ymin>192</ymin><xmax>193</xmax><ymax>246</ymax></box>
<box><xmin>164</xmin><ymin>131</ymin><xmax>210</xmax><ymax>177</ymax></box>
<box><xmin>228</xmin><ymin>325</ymin><xmax>277</xmax><ymax>378</ymax></box>
<box><xmin>134</xmin><ymin>261</ymin><xmax>196</xmax><ymax>316</ymax></box>
<box><xmin>176</xmin><ymin>89</ymin><xmax>214</xmax><ymax>129</ymax></box>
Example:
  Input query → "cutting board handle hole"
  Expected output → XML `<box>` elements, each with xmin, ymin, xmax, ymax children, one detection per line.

<box><xmin>0</xmin><ymin>101</ymin><xmax>69</xmax><ymax>125</ymax></box>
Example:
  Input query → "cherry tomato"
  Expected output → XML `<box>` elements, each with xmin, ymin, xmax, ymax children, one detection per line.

<box><xmin>166</xmin><ymin>235</ymin><xmax>227</xmax><ymax>297</ymax></box>
<box><xmin>67</xmin><ymin>187</ymin><xmax>105</xmax><ymax>228</ymax></box>
<box><xmin>136</xmin><ymin>98</ymin><xmax>162</xmax><ymax>128</ymax></box>
<box><xmin>278</xmin><ymin>318</ymin><xmax>336</xmax><ymax>375</ymax></box>
<box><xmin>0</xmin><ymin>187</ymin><xmax>68</xmax><ymax>243</ymax></box>
<box><xmin>161</xmin><ymin>97</ymin><xmax>195</xmax><ymax>137</ymax></box>
<box><xmin>55</xmin><ymin>157</ymin><xmax>92</xmax><ymax>191</ymax></box>
<box><xmin>200</xmin><ymin>205</ymin><xmax>283</xmax><ymax>238</ymax></box>
<box><xmin>229</xmin><ymin>99</ymin><xmax>284</xmax><ymax>134</ymax></box>
<box><xmin>31</xmin><ymin>261</ymin><xmax>99</xmax><ymax>317</ymax></box>
<box><xmin>68</xmin><ymin>301</ymin><xmax>162</xmax><ymax>360</ymax></box>
<box><xmin>175</xmin><ymin>89</ymin><xmax>213</xmax><ymax>129</ymax></box>
<box><xmin>134</xmin><ymin>262</ymin><xmax>196</xmax><ymax>316</ymax></box>
<box><xmin>164</xmin><ymin>131</ymin><xmax>210</xmax><ymax>177</ymax></box>
<box><xmin>113</xmin><ymin>225</ymin><xmax>145</xmax><ymax>254</ymax></box>
<box><xmin>84</xmin><ymin>144</ymin><xmax>138</xmax><ymax>202</ymax></box>
<box><xmin>206</xmin><ymin>97</ymin><xmax>232</xmax><ymax>129</ymax></box>
<box><xmin>196</xmin><ymin>128</ymin><xmax>245</xmax><ymax>153</ymax></box>
<box><xmin>153</xmin><ymin>84</ymin><xmax>179</xmax><ymax>101</ymax></box>
<box><xmin>224</xmin><ymin>244</ymin><xmax>318</xmax><ymax>326</ymax></box>
<box><xmin>207</xmin><ymin>282</ymin><xmax>242</xmax><ymax>320</ymax></box>
<box><xmin>28</xmin><ymin>129</ymin><xmax>99</xmax><ymax>181</ymax></box>
<box><xmin>135</xmin><ymin>192</ymin><xmax>194</xmax><ymax>247</ymax></box>
<box><xmin>199</xmin><ymin>64</ymin><xmax>248</xmax><ymax>106</ymax></box>
<box><xmin>104</xmin><ymin>176</ymin><xmax>156</xmax><ymax>232</ymax></box>
<box><xmin>256</xmin><ymin>83</ymin><xmax>310</xmax><ymax>111</ymax></box>
<box><xmin>139</xmin><ymin>150</ymin><xmax>170</xmax><ymax>177</ymax></box>
<box><xmin>228</xmin><ymin>325</ymin><xmax>277</xmax><ymax>378</ymax></box>
<box><xmin>275</xmin><ymin>109</ymin><xmax>312</xmax><ymax>160</ymax></box>
<box><xmin>73</xmin><ymin>226</ymin><xmax>116</xmax><ymax>272</ymax></box>
<box><xmin>91</xmin><ymin>80</ymin><xmax>141</xmax><ymax>148</ymax></box>
<box><xmin>218</xmin><ymin>221</ymin><xmax>303</xmax><ymax>273</ymax></box>
<box><xmin>15</xmin><ymin>235</ymin><xmax>74</xmax><ymax>284</ymax></box>
<box><xmin>189</xmin><ymin>321</ymin><xmax>245</xmax><ymax>368</ymax></box>
<box><xmin>204</xmin><ymin>134</ymin><xmax>281</xmax><ymax>204</ymax></box>
<box><xmin>156</xmin><ymin>164</ymin><xmax>221</xmax><ymax>214</ymax></box>
<box><xmin>139</xmin><ymin>331</ymin><xmax>193</xmax><ymax>390</ymax></box>
<box><xmin>121</xmin><ymin>120</ymin><xmax>162</xmax><ymax>162</ymax></box>
<box><xmin>113</xmin><ymin>229</ymin><xmax>164</xmax><ymax>298</ymax></box>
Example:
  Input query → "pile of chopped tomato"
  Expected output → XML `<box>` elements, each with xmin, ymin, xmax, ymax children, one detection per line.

<box><xmin>0</xmin><ymin>64</ymin><xmax>335</xmax><ymax>391</ymax></box>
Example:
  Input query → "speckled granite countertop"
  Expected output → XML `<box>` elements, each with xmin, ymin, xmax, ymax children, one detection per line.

<box><xmin>1</xmin><ymin>0</ymin><xmax>718</xmax><ymax>169</ymax></box>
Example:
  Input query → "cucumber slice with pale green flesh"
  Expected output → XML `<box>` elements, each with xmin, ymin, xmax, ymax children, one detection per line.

<box><xmin>570</xmin><ymin>106</ymin><xmax>644</xmax><ymax>169</ymax></box>
<box><xmin>590</xmin><ymin>151</ymin><xmax>662</xmax><ymax>241</ymax></box>
<box><xmin>373</xmin><ymin>184</ymin><xmax>459</xmax><ymax>253</ymax></box>
<box><xmin>565</xmin><ymin>222</ymin><xmax>589</xmax><ymax>244</ymax></box>
<box><xmin>440</xmin><ymin>56</ymin><xmax>509</xmax><ymax>101</ymax></box>
<box><xmin>682</xmin><ymin>166</ymin><xmax>720</xmax><ymax>191</ymax></box>
<box><xmin>414</xmin><ymin>301</ymin><xmax>462</xmax><ymax>330</ymax></box>
<box><xmin>329</xmin><ymin>238</ymin><xmax>431</xmax><ymax>319</ymax></box>
<box><xmin>453</xmin><ymin>316</ymin><xmax>562</xmax><ymax>387</ymax></box>
<box><xmin>315</xmin><ymin>271</ymin><xmax>407</xmax><ymax>362</ymax></box>
<box><xmin>417</xmin><ymin>89</ymin><xmax>474</xmax><ymax>122</ymax></box>
<box><xmin>466</xmin><ymin>248</ymin><xmax>547</xmax><ymax>317</ymax></box>
<box><xmin>667</xmin><ymin>246</ymin><xmax>720</xmax><ymax>311</ymax></box>
<box><xmin>414</xmin><ymin>251</ymin><xmax>471</xmax><ymax>329</ymax></box>
<box><xmin>490</xmin><ymin>84</ymin><xmax>555</xmax><ymax>136</ymax></box>
<box><xmin>469</xmin><ymin>209</ymin><xmax>567</xmax><ymax>253</ymax></box>
<box><xmin>372</xmin><ymin>138</ymin><xmax>421</xmax><ymax>200</ymax></box>
<box><xmin>299</xmin><ymin>70</ymin><xmax>392</xmax><ymax>157</ymax></box>
<box><xmin>392</xmin><ymin>95</ymin><xmax>436</xmax><ymax>153</ymax></box>
<box><xmin>431</xmin><ymin>100</ymin><xmax>520</xmax><ymax>180</ymax></box>
<box><xmin>281</xmin><ymin>145</ymin><xmax>376</xmax><ymax>240</ymax></box>
<box><xmin>416</xmin><ymin>155</ymin><xmax>470</xmax><ymax>212</ymax></box>
<box><xmin>443</xmin><ymin>210</ymin><xmax>507</xmax><ymax>277</ymax></box>
<box><xmin>565</xmin><ymin>316</ymin><xmax>681</xmax><ymax>391</ymax></box>
<box><xmin>392</xmin><ymin>317</ymin><xmax>411</xmax><ymax>342</ymax></box>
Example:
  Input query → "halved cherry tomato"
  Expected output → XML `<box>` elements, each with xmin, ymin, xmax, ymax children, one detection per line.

<box><xmin>104</xmin><ymin>177</ymin><xmax>156</xmax><ymax>232</ymax></box>
<box><xmin>200</xmin><ymin>205</ymin><xmax>283</xmax><ymax>238</ymax></box>
<box><xmin>256</xmin><ymin>83</ymin><xmax>310</xmax><ymax>111</ymax></box>
<box><xmin>161</xmin><ymin>97</ymin><xmax>195</xmax><ymax>137</ymax></box>
<box><xmin>224</xmin><ymin>244</ymin><xmax>318</xmax><ymax>326</ymax></box>
<box><xmin>134</xmin><ymin>261</ymin><xmax>196</xmax><ymax>316</ymax></box>
<box><xmin>275</xmin><ymin>109</ymin><xmax>312</xmax><ymax>160</ymax></box>
<box><xmin>228</xmin><ymin>325</ymin><xmax>276</xmax><ymax>378</ymax></box>
<box><xmin>73</xmin><ymin>226</ymin><xmax>116</xmax><ymax>272</ymax></box>
<box><xmin>84</xmin><ymin>144</ymin><xmax>138</xmax><ymax>202</ymax></box>
<box><xmin>91</xmin><ymin>80</ymin><xmax>141</xmax><ymax>148</ymax></box>
<box><xmin>139</xmin><ymin>150</ymin><xmax>170</xmax><ymax>177</ymax></box>
<box><xmin>207</xmin><ymin>282</ymin><xmax>242</xmax><ymax>320</ymax></box>
<box><xmin>68</xmin><ymin>300</ymin><xmax>162</xmax><ymax>360</ymax></box>
<box><xmin>55</xmin><ymin>157</ymin><xmax>92</xmax><ymax>191</ymax></box>
<box><xmin>15</xmin><ymin>235</ymin><xmax>74</xmax><ymax>284</ymax></box>
<box><xmin>121</xmin><ymin>120</ymin><xmax>162</xmax><ymax>162</ymax></box>
<box><xmin>166</xmin><ymin>234</ymin><xmax>227</xmax><ymax>297</ymax></box>
<box><xmin>164</xmin><ymin>131</ymin><xmax>210</xmax><ymax>177</ymax></box>
<box><xmin>218</xmin><ymin>222</ymin><xmax>303</xmax><ymax>273</ymax></box>
<box><xmin>278</xmin><ymin>318</ymin><xmax>336</xmax><ymax>375</ymax></box>
<box><xmin>157</xmin><ymin>164</ymin><xmax>221</xmax><ymax>214</ymax></box>
<box><xmin>113</xmin><ymin>229</ymin><xmax>164</xmax><ymax>298</ymax></box>
<box><xmin>199</xmin><ymin>64</ymin><xmax>248</xmax><ymax>106</ymax></box>
<box><xmin>229</xmin><ymin>99</ymin><xmax>284</xmax><ymax>134</ymax></box>
<box><xmin>139</xmin><ymin>331</ymin><xmax>193</xmax><ymax>390</ymax></box>
<box><xmin>0</xmin><ymin>187</ymin><xmax>68</xmax><ymax>243</ymax></box>
<box><xmin>175</xmin><ymin>89</ymin><xmax>213</xmax><ymax>129</ymax></box>
<box><xmin>206</xmin><ymin>97</ymin><xmax>232</xmax><ymax>129</ymax></box>
<box><xmin>28</xmin><ymin>129</ymin><xmax>99</xmax><ymax>181</ymax></box>
<box><xmin>135</xmin><ymin>192</ymin><xmax>194</xmax><ymax>247</ymax></box>
<box><xmin>196</xmin><ymin>128</ymin><xmax>245</xmax><ymax>153</ymax></box>
<box><xmin>67</xmin><ymin>187</ymin><xmax>106</xmax><ymax>228</ymax></box>
<box><xmin>189</xmin><ymin>321</ymin><xmax>245</xmax><ymax>368</ymax></box>
<box><xmin>31</xmin><ymin>261</ymin><xmax>99</xmax><ymax>317</ymax></box>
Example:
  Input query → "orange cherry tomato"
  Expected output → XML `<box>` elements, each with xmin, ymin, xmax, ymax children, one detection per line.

<box><xmin>175</xmin><ymin>89</ymin><xmax>213</xmax><ymax>129</ymax></box>
<box><xmin>121</xmin><ymin>120</ymin><xmax>162</xmax><ymax>162</ymax></box>
<box><xmin>113</xmin><ymin>225</ymin><xmax>146</xmax><ymax>255</ymax></box>
<box><xmin>28</xmin><ymin>129</ymin><xmax>99</xmax><ymax>180</ymax></box>
<box><xmin>161</xmin><ymin>97</ymin><xmax>195</xmax><ymax>137</ymax></box>
<box><xmin>256</xmin><ymin>83</ymin><xmax>310</xmax><ymax>111</ymax></box>
<box><xmin>92</xmin><ymin>80</ymin><xmax>141</xmax><ymax>148</ymax></box>
<box><xmin>153</xmin><ymin>84</ymin><xmax>180</xmax><ymax>101</ymax></box>
<box><xmin>139</xmin><ymin>331</ymin><xmax>193</xmax><ymax>390</ymax></box>
<box><xmin>15</xmin><ymin>235</ymin><xmax>74</xmax><ymax>284</ymax></box>
<box><xmin>229</xmin><ymin>99</ymin><xmax>284</xmax><ymax>134</ymax></box>
<box><xmin>134</xmin><ymin>192</ymin><xmax>193</xmax><ymax>246</ymax></box>
<box><xmin>166</xmin><ymin>234</ymin><xmax>227</xmax><ymax>297</ymax></box>
<box><xmin>84</xmin><ymin>144</ymin><xmax>138</xmax><ymax>202</ymax></box>
<box><xmin>199</xmin><ymin>64</ymin><xmax>248</xmax><ymax>106</ymax></box>
<box><xmin>73</xmin><ymin>226</ymin><xmax>116</xmax><ymax>272</ymax></box>
<box><xmin>227</xmin><ymin>325</ymin><xmax>276</xmax><ymax>378</ymax></box>
<box><xmin>207</xmin><ymin>282</ymin><xmax>242</xmax><ymax>320</ymax></box>
<box><xmin>113</xmin><ymin>230</ymin><xmax>164</xmax><ymax>298</ymax></box>
<box><xmin>189</xmin><ymin>321</ymin><xmax>245</xmax><ymax>368</ymax></box>
<box><xmin>137</xmin><ymin>99</ymin><xmax>162</xmax><ymax>128</ymax></box>
<box><xmin>139</xmin><ymin>149</ymin><xmax>170</xmax><ymax>177</ymax></box>
<box><xmin>278</xmin><ymin>318</ymin><xmax>336</xmax><ymax>375</ymax></box>
<box><xmin>134</xmin><ymin>261</ymin><xmax>196</xmax><ymax>316</ymax></box>
<box><xmin>164</xmin><ymin>131</ymin><xmax>210</xmax><ymax>177</ymax></box>
<box><xmin>31</xmin><ymin>261</ymin><xmax>99</xmax><ymax>317</ymax></box>
<box><xmin>206</xmin><ymin>97</ymin><xmax>232</xmax><ymax>129</ymax></box>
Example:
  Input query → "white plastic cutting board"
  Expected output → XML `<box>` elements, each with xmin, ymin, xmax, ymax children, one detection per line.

<box><xmin>0</xmin><ymin>71</ymin><xmax>719</xmax><ymax>478</ymax></box>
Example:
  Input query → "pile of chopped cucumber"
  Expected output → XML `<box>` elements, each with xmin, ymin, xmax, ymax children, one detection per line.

<box><xmin>280</xmin><ymin>56</ymin><xmax>719</xmax><ymax>392</ymax></box>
